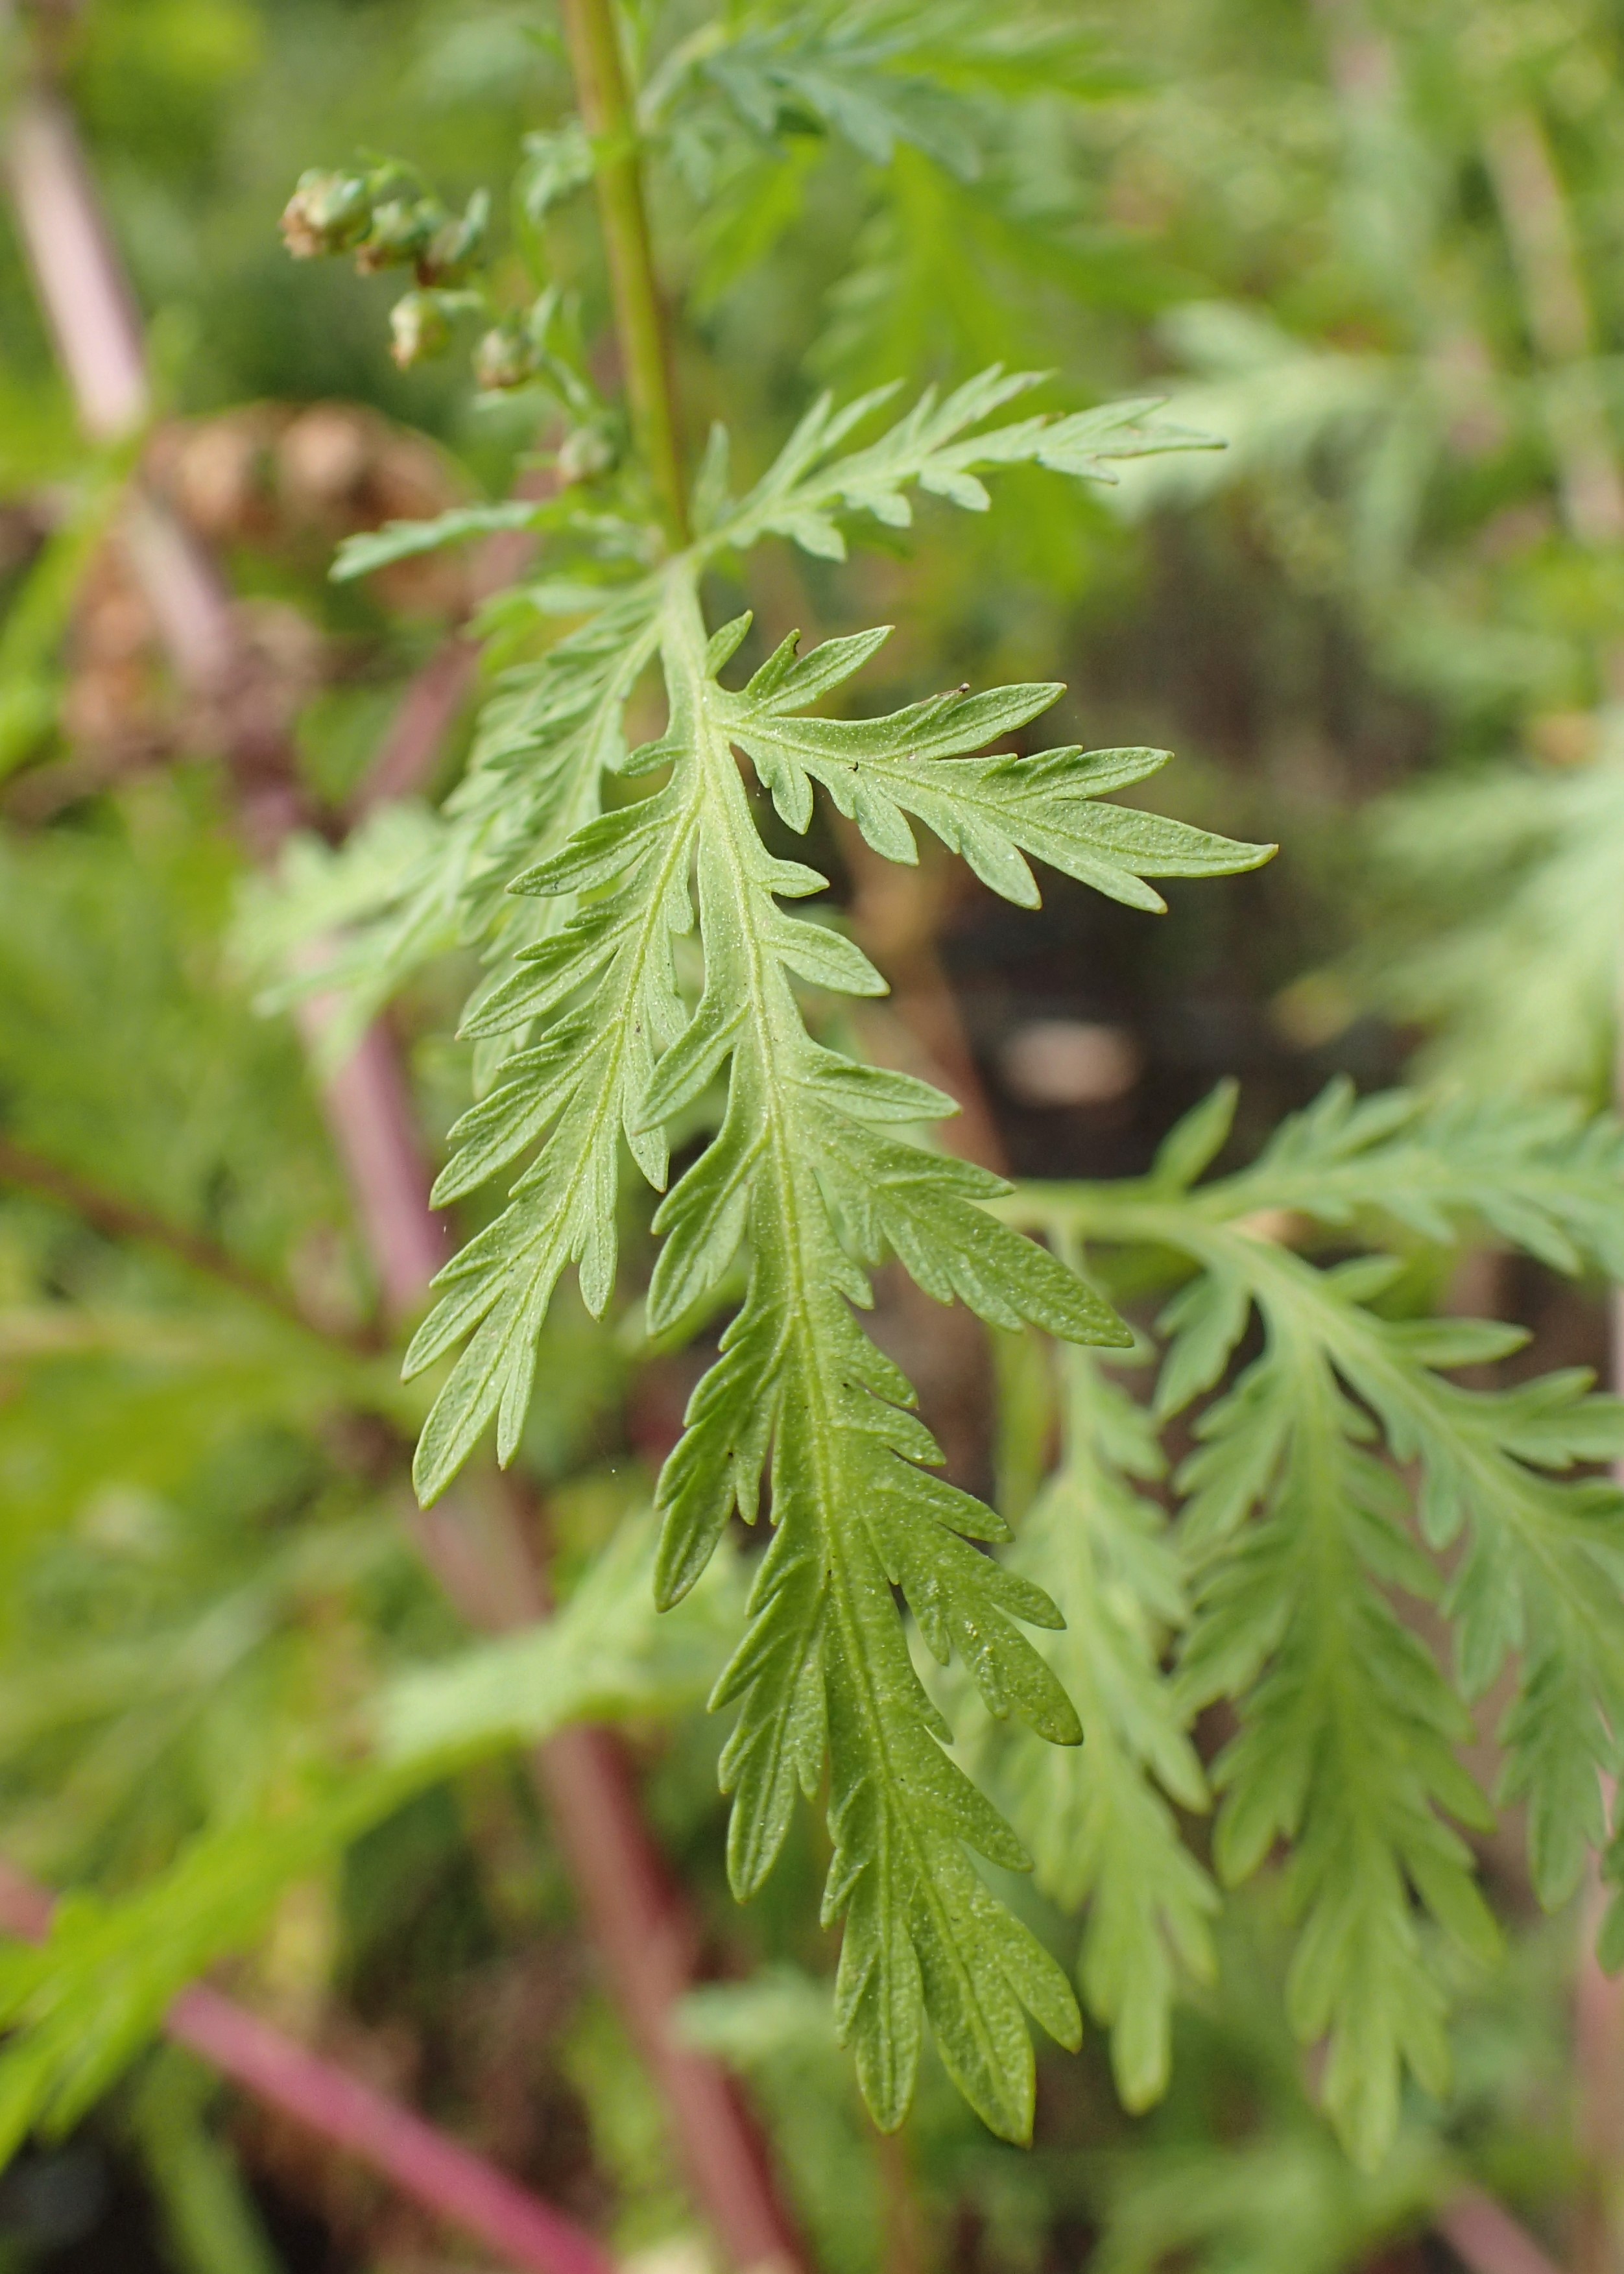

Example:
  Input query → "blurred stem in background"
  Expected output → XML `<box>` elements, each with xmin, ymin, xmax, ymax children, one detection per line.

<box><xmin>0</xmin><ymin>1860</ymin><xmax>617</xmax><ymax>2274</ymax></box>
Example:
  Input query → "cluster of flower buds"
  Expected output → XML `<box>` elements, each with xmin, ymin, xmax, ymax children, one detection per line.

<box><xmin>359</xmin><ymin>191</ymin><xmax>488</xmax><ymax>287</ymax></box>
<box><xmin>280</xmin><ymin>168</ymin><xmax>610</xmax><ymax>412</ymax></box>
<box><xmin>282</xmin><ymin>163</ymin><xmax>494</xmax><ymax>371</ymax></box>
<box><xmin>281</xmin><ymin>163</ymin><xmax>488</xmax><ymax>287</ymax></box>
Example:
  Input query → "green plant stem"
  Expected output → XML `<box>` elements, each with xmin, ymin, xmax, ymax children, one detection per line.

<box><xmin>559</xmin><ymin>0</ymin><xmax>688</xmax><ymax>546</ymax></box>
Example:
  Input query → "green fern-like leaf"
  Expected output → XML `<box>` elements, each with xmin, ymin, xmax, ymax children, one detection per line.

<box><xmin>1009</xmin><ymin>1084</ymin><xmax>1624</xmax><ymax>2163</ymax></box>
<box><xmin>704</xmin><ymin>367</ymin><xmax>1218</xmax><ymax>562</ymax></box>
<box><xmin>645</xmin><ymin>0</ymin><xmax>1121</xmax><ymax>190</ymax></box>
<box><xmin>0</xmin><ymin>1510</ymin><xmax>722</xmax><ymax>2154</ymax></box>
<box><xmin>401</xmin><ymin>541</ymin><xmax>1267</xmax><ymax>2136</ymax></box>
<box><xmin>242</xmin><ymin>578</ymin><xmax>664</xmax><ymax>1066</ymax></box>
<box><xmin>248</xmin><ymin>372</ymin><xmax>1221</xmax><ymax>1047</ymax></box>
<box><xmin>973</xmin><ymin>1338</ymin><xmax>1219</xmax><ymax>2113</ymax></box>
<box><xmin>226</xmin><ymin>367</ymin><xmax>1267</xmax><ymax>2137</ymax></box>
<box><xmin>407</xmin><ymin>571</ymin><xmax>1267</xmax><ymax>1508</ymax></box>
<box><xmin>329</xmin><ymin>499</ymin><xmax>545</xmax><ymax>583</ymax></box>
<box><xmin>1359</xmin><ymin>747</ymin><xmax>1624</xmax><ymax>1108</ymax></box>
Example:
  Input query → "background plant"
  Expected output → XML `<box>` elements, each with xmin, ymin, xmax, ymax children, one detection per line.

<box><xmin>1</xmin><ymin>4</ymin><xmax>1623</xmax><ymax>2273</ymax></box>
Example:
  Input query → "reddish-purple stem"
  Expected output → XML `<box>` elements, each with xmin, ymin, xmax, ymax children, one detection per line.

<box><xmin>1438</xmin><ymin>2190</ymin><xmax>1570</xmax><ymax>2274</ymax></box>
<box><xmin>2</xmin><ymin>86</ymin><xmax>145</xmax><ymax>440</ymax></box>
<box><xmin>0</xmin><ymin>1861</ymin><xmax>615</xmax><ymax>2274</ymax></box>
<box><xmin>169</xmin><ymin>1988</ymin><xmax>617</xmax><ymax>2274</ymax></box>
<box><xmin>350</xmin><ymin>636</ymin><xmax>479</xmax><ymax>818</ymax></box>
<box><xmin>429</xmin><ymin>1517</ymin><xmax>803</xmax><ymax>2274</ymax></box>
<box><xmin>293</xmin><ymin>1004</ymin><xmax>450</xmax><ymax>1315</ymax></box>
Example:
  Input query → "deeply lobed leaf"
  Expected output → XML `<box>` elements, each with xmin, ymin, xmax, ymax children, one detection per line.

<box><xmin>1007</xmin><ymin>1084</ymin><xmax>1624</xmax><ymax>2160</ymax></box>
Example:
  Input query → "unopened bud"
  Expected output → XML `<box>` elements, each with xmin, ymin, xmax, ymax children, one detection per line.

<box><xmin>356</xmin><ymin>197</ymin><xmax>441</xmax><ymax>274</ymax></box>
<box><xmin>557</xmin><ymin>425</ymin><xmax>615</xmax><ymax>484</ymax></box>
<box><xmin>280</xmin><ymin>169</ymin><xmax>373</xmax><ymax>260</ymax></box>
<box><xmin>390</xmin><ymin>290</ymin><xmax>452</xmax><ymax>369</ymax></box>
<box><xmin>418</xmin><ymin>193</ymin><xmax>489</xmax><ymax>287</ymax></box>
<box><xmin>473</xmin><ymin>320</ymin><xmax>537</xmax><ymax>392</ymax></box>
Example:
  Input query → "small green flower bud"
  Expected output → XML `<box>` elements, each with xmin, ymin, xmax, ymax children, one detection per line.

<box><xmin>473</xmin><ymin>320</ymin><xmax>538</xmax><ymax>392</ymax></box>
<box><xmin>357</xmin><ymin>197</ymin><xmax>442</xmax><ymax>274</ymax></box>
<box><xmin>389</xmin><ymin>289</ymin><xmax>453</xmax><ymax>369</ymax></box>
<box><xmin>418</xmin><ymin>193</ymin><xmax>490</xmax><ymax>287</ymax></box>
<box><xmin>280</xmin><ymin>169</ymin><xmax>374</xmax><ymax>259</ymax></box>
<box><xmin>557</xmin><ymin>425</ymin><xmax>615</xmax><ymax>485</ymax></box>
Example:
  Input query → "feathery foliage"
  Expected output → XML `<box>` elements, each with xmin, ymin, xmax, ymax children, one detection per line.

<box><xmin>257</xmin><ymin>168</ymin><xmax>1271</xmax><ymax>2135</ymax></box>
<box><xmin>248</xmin><ymin>0</ymin><xmax>1624</xmax><ymax>2160</ymax></box>
<box><xmin>0</xmin><ymin>1508</ymin><xmax>731</xmax><ymax>2153</ymax></box>
<box><xmin>953</xmin><ymin>1330</ymin><xmax>1219</xmax><ymax>2116</ymax></box>
<box><xmin>394</xmin><ymin>471</ymin><xmax>1267</xmax><ymax>2131</ymax></box>
<box><xmin>8</xmin><ymin>0</ymin><xmax>1624</xmax><ymax>2235</ymax></box>
<box><xmin>1007</xmin><ymin>1080</ymin><xmax>1624</xmax><ymax>2163</ymax></box>
<box><xmin>1358</xmin><ymin>741</ymin><xmax>1624</xmax><ymax>1106</ymax></box>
